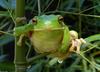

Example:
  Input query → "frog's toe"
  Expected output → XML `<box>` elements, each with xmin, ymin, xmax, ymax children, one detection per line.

<box><xmin>58</xmin><ymin>60</ymin><xmax>63</xmax><ymax>63</ymax></box>
<box><xmin>17</xmin><ymin>34</ymin><xmax>25</xmax><ymax>46</ymax></box>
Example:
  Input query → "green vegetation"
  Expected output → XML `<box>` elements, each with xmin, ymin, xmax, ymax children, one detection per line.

<box><xmin>0</xmin><ymin>0</ymin><xmax>100</xmax><ymax>72</ymax></box>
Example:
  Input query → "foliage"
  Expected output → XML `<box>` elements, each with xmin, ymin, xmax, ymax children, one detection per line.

<box><xmin>0</xmin><ymin>0</ymin><xmax>100</xmax><ymax>72</ymax></box>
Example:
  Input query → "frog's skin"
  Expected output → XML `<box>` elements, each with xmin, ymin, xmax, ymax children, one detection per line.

<box><xmin>14</xmin><ymin>15</ymin><xmax>86</xmax><ymax>62</ymax></box>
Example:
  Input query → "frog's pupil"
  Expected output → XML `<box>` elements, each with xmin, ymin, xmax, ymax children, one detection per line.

<box><xmin>59</xmin><ymin>16</ymin><xmax>63</xmax><ymax>21</ymax></box>
<box><xmin>32</xmin><ymin>18</ymin><xmax>37</xmax><ymax>23</ymax></box>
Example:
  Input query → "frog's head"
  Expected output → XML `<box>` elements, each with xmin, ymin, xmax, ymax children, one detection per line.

<box><xmin>30</xmin><ymin>15</ymin><xmax>64</xmax><ymax>30</ymax></box>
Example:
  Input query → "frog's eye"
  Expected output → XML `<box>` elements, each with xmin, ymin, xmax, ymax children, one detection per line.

<box><xmin>32</xmin><ymin>18</ymin><xmax>37</xmax><ymax>23</ymax></box>
<box><xmin>58</xmin><ymin>16</ymin><xmax>63</xmax><ymax>21</ymax></box>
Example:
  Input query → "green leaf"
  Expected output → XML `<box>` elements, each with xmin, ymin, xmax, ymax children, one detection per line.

<box><xmin>0</xmin><ymin>55</ymin><xmax>8</xmax><ymax>62</ymax></box>
<box><xmin>0</xmin><ymin>11</ymin><xmax>10</xmax><ymax>17</ymax></box>
<box><xmin>95</xmin><ymin>57</ymin><xmax>100</xmax><ymax>63</ymax></box>
<box><xmin>94</xmin><ymin>63</ymin><xmax>100</xmax><ymax>70</ymax></box>
<box><xmin>93</xmin><ymin>0</ymin><xmax>100</xmax><ymax>12</ymax></box>
<box><xmin>27</xmin><ymin>61</ymin><xmax>43</xmax><ymax>72</ymax></box>
<box><xmin>0</xmin><ymin>62</ymin><xmax>14</xmax><ymax>71</ymax></box>
<box><xmin>85</xmin><ymin>34</ymin><xmax>100</xmax><ymax>42</ymax></box>
<box><xmin>0</xmin><ymin>34</ymin><xmax>14</xmax><ymax>46</ymax></box>
<box><xmin>0</xmin><ymin>0</ymin><xmax>16</xmax><ymax>9</ymax></box>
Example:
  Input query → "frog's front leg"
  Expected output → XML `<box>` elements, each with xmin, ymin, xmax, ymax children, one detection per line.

<box><xmin>17</xmin><ymin>34</ymin><xmax>25</xmax><ymax>46</ymax></box>
<box><xmin>69</xmin><ymin>31</ymin><xmax>86</xmax><ymax>53</ymax></box>
<box><xmin>59</xmin><ymin>26</ymin><xmax>70</xmax><ymax>53</ymax></box>
<box><xmin>14</xmin><ymin>17</ymin><xmax>34</xmax><ymax>46</ymax></box>
<box><xmin>16</xmin><ymin>17</ymin><xmax>26</xmax><ymax>24</ymax></box>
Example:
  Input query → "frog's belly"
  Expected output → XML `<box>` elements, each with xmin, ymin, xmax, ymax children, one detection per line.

<box><xmin>30</xmin><ymin>30</ymin><xmax>63</xmax><ymax>53</ymax></box>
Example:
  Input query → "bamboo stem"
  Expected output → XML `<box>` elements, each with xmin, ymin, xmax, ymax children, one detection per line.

<box><xmin>14</xmin><ymin>0</ymin><xmax>27</xmax><ymax>72</ymax></box>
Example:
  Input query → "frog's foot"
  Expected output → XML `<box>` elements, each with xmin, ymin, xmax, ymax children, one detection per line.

<box><xmin>69</xmin><ymin>38</ymin><xmax>86</xmax><ymax>54</ymax></box>
<box><xmin>17</xmin><ymin>34</ymin><xmax>25</xmax><ymax>46</ymax></box>
<box><xmin>16</xmin><ymin>17</ymin><xmax>26</xmax><ymax>24</ymax></box>
<box><xmin>58</xmin><ymin>60</ymin><xmax>63</xmax><ymax>63</ymax></box>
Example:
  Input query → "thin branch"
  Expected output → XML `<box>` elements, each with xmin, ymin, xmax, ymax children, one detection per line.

<box><xmin>0</xmin><ymin>31</ymin><xmax>14</xmax><ymax>36</ymax></box>
<box><xmin>80</xmin><ymin>4</ymin><xmax>100</xmax><ymax>13</ymax></box>
<box><xmin>27</xmin><ymin>53</ymin><xmax>50</xmax><ymax>64</ymax></box>
<box><xmin>82</xmin><ymin>45</ymin><xmax>97</xmax><ymax>53</ymax></box>
<box><xmin>45</xmin><ymin>10</ymin><xmax>100</xmax><ymax>18</ymax></box>
<box><xmin>37</xmin><ymin>0</ymin><xmax>41</xmax><ymax>15</ymax></box>
<box><xmin>56</xmin><ymin>0</ymin><xmax>61</xmax><ymax>10</ymax></box>
<box><xmin>42</xmin><ymin>0</ymin><xmax>54</xmax><ymax>13</ymax></box>
<box><xmin>77</xmin><ymin>0</ymin><xmax>82</xmax><ymax>37</ymax></box>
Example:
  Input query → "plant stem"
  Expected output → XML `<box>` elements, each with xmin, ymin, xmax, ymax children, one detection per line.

<box><xmin>27</xmin><ymin>53</ymin><xmax>49</xmax><ymax>65</ymax></box>
<box><xmin>38</xmin><ymin>0</ymin><xmax>41</xmax><ymax>16</ymax></box>
<box><xmin>77</xmin><ymin>0</ymin><xmax>81</xmax><ymax>37</ymax></box>
<box><xmin>14</xmin><ymin>0</ymin><xmax>27</xmax><ymax>72</ymax></box>
<box><xmin>82</xmin><ymin>59</ymin><xmax>88</xmax><ymax>72</ymax></box>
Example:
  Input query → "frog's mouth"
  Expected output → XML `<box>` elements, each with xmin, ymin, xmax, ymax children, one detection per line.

<box><xmin>32</xmin><ymin>27</ymin><xmax>64</xmax><ymax>31</ymax></box>
<box><xmin>28</xmin><ymin>27</ymin><xmax>64</xmax><ymax>37</ymax></box>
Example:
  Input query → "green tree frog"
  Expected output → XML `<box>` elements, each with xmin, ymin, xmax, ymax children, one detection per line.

<box><xmin>14</xmin><ymin>15</ymin><xmax>86</xmax><ymax>63</ymax></box>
